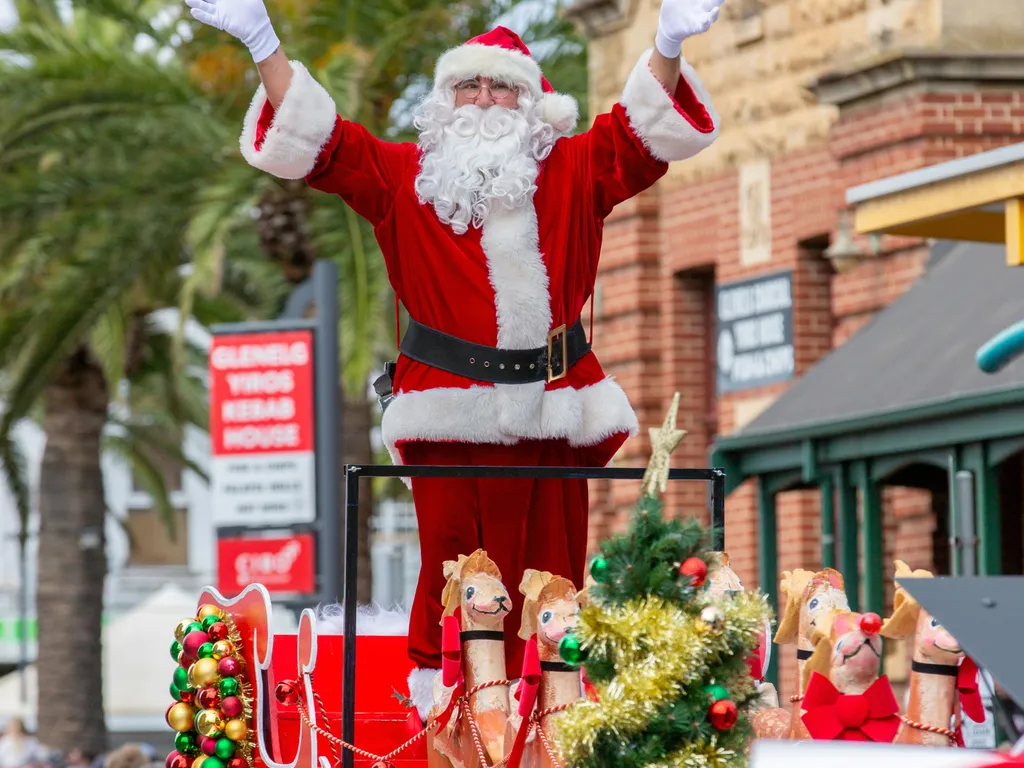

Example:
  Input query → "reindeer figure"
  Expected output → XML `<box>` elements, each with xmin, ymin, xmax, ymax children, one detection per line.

<box><xmin>428</xmin><ymin>550</ymin><xmax>512</xmax><ymax>768</ymax></box>
<box><xmin>504</xmin><ymin>570</ymin><xmax>585</xmax><ymax>768</ymax></box>
<box><xmin>772</xmin><ymin>568</ymin><xmax>850</xmax><ymax>739</ymax></box>
<box><xmin>881</xmin><ymin>560</ymin><xmax>976</xmax><ymax>747</ymax></box>
<box><xmin>796</xmin><ymin>610</ymin><xmax>900</xmax><ymax>743</ymax></box>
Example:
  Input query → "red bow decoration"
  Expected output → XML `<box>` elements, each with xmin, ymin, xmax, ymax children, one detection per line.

<box><xmin>505</xmin><ymin>637</ymin><xmax>542</xmax><ymax>768</ymax></box>
<box><xmin>801</xmin><ymin>672</ymin><xmax>901</xmax><ymax>743</ymax></box>
<box><xmin>433</xmin><ymin>614</ymin><xmax>465</xmax><ymax>732</ymax></box>
<box><xmin>959</xmin><ymin>656</ymin><xmax>985</xmax><ymax>723</ymax></box>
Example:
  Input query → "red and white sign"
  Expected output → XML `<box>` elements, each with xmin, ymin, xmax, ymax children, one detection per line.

<box><xmin>209</xmin><ymin>330</ymin><xmax>316</xmax><ymax>526</ymax></box>
<box><xmin>217</xmin><ymin>534</ymin><xmax>316</xmax><ymax>596</ymax></box>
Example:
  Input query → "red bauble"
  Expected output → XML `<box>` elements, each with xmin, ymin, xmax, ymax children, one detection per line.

<box><xmin>709</xmin><ymin>699</ymin><xmax>738</xmax><ymax>730</ymax></box>
<box><xmin>165</xmin><ymin>752</ymin><xmax>192</xmax><ymax>768</ymax></box>
<box><xmin>182</xmin><ymin>631</ymin><xmax>210</xmax><ymax>658</ymax></box>
<box><xmin>197</xmin><ymin>688</ymin><xmax>220</xmax><ymax>710</ymax></box>
<box><xmin>220</xmin><ymin>696</ymin><xmax>243</xmax><ymax>719</ymax></box>
<box><xmin>207</xmin><ymin>622</ymin><xmax>229</xmax><ymax>642</ymax></box>
<box><xmin>199</xmin><ymin>737</ymin><xmax>217</xmax><ymax>757</ymax></box>
<box><xmin>218</xmin><ymin>657</ymin><xmax>240</xmax><ymax>678</ymax></box>
<box><xmin>275</xmin><ymin>680</ymin><xmax>300</xmax><ymax>706</ymax></box>
<box><xmin>679</xmin><ymin>557</ymin><xmax>708</xmax><ymax>588</ymax></box>
<box><xmin>859</xmin><ymin>612</ymin><xmax>882</xmax><ymax>637</ymax></box>
<box><xmin>228</xmin><ymin>759</ymin><xmax>247</xmax><ymax>768</ymax></box>
<box><xmin>179</xmin><ymin>689</ymin><xmax>195</xmax><ymax>705</ymax></box>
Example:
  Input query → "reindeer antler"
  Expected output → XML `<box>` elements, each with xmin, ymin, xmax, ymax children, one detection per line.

<box><xmin>775</xmin><ymin>568</ymin><xmax>815</xmax><ymax>645</ymax></box>
<box><xmin>880</xmin><ymin>560</ymin><xmax>933</xmax><ymax>639</ymax></box>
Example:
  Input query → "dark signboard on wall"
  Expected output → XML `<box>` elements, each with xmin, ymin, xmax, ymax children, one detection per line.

<box><xmin>716</xmin><ymin>270</ymin><xmax>794</xmax><ymax>394</ymax></box>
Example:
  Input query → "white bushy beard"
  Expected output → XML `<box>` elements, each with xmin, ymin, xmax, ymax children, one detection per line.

<box><xmin>412</xmin><ymin>88</ymin><xmax>557</xmax><ymax>235</ymax></box>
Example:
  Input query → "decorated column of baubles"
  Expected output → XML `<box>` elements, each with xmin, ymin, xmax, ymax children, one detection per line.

<box><xmin>165</xmin><ymin>604</ymin><xmax>253</xmax><ymax>768</ymax></box>
<box><xmin>557</xmin><ymin>553</ymin><xmax>738</xmax><ymax>732</ymax></box>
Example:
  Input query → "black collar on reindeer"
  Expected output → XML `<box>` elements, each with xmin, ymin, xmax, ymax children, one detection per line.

<box><xmin>461</xmin><ymin>630</ymin><xmax>504</xmax><ymax>642</ymax></box>
<box><xmin>540</xmin><ymin>660</ymin><xmax>579</xmax><ymax>673</ymax></box>
<box><xmin>797</xmin><ymin>648</ymin><xmax>814</xmax><ymax>660</ymax></box>
<box><xmin>912</xmin><ymin>661</ymin><xmax>959</xmax><ymax>677</ymax></box>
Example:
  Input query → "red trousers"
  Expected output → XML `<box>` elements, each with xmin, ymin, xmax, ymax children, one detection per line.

<box><xmin>398</xmin><ymin>440</ymin><xmax>590</xmax><ymax>678</ymax></box>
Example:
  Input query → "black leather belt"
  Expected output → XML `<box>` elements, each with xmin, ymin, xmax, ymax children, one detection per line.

<box><xmin>399</xmin><ymin>317</ymin><xmax>591</xmax><ymax>385</ymax></box>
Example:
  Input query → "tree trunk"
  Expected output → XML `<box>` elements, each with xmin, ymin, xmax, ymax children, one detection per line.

<box><xmin>340</xmin><ymin>390</ymin><xmax>374</xmax><ymax>603</ymax></box>
<box><xmin>36</xmin><ymin>348</ymin><xmax>109</xmax><ymax>755</ymax></box>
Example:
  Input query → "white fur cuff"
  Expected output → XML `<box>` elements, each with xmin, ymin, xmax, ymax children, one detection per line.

<box><xmin>620</xmin><ymin>48</ymin><xmax>720</xmax><ymax>163</ymax></box>
<box><xmin>239</xmin><ymin>61</ymin><xmax>338</xmax><ymax>179</ymax></box>
<box><xmin>407</xmin><ymin>668</ymin><xmax>440</xmax><ymax>722</ymax></box>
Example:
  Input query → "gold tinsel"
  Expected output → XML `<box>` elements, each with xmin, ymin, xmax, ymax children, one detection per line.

<box><xmin>554</xmin><ymin>591</ymin><xmax>770</xmax><ymax>767</ymax></box>
<box><xmin>219</xmin><ymin>612</ymin><xmax>256</xmax><ymax>768</ymax></box>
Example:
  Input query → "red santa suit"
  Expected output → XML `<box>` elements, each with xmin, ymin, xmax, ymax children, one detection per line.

<box><xmin>238</xmin><ymin>27</ymin><xmax>720</xmax><ymax>701</ymax></box>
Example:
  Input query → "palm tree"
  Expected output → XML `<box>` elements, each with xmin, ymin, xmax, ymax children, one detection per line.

<box><xmin>0</xmin><ymin>0</ymin><xmax>284</xmax><ymax>752</ymax></box>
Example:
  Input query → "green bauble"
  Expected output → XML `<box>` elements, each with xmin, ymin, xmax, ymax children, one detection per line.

<box><xmin>185</xmin><ymin>621</ymin><xmax>204</xmax><ymax>636</ymax></box>
<box><xmin>173</xmin><ymin>666</ymin><xmax>190</xmax><ymax>691</ymax></box>
<box><xmin>201</xmin><ymin>615</ymin><xmax>220</xmax><ymax>632</ymax></box>
<box><xmin>589</xmin><ymin>556</ymin><xmax>609</xmax><ymax>584</ymax></box>
<box><xmin>175</xmin><ymin>732</ymin><xmax>199</xmax><ymax>757</ymax></box>
<box><xmin>171</xmin><ymin>640</ymin><xmax>184</xmax><ymax>662</ymax></box>
<box><xmin>704</xmin><ymin>684</ymin><xmax>730</xmax><ymax>702</ymax></box>
<box><xmin>213</xmin><ymin>739</ymin><xmax>236</xmax><ymax>760</ymax></box>
<box><xmin>219</xmin><ymin>677</ymin><xmax>240</xmax><ymax>698</ymax></box>
<box><xmin>203</xmin><ymin>757</ymin><xmax>226</xmax><ymax>768</ymax></box>
<box><xmin>198</xmin><ymin>642</ymin><xmax>215</xmax><ymax>659</ymax></box>
<box><xmin>558</xmin><ymin>633</ymin><xmax>584</xmax><ymax>666</ymax></box>
<box><xmin>170</xmin><ymin>683</ymin><xmax>182</xmax><ymax>702</ymax></box>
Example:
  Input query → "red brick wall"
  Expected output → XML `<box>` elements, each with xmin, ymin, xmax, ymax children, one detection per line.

<box><xmin>588</xmin><ymin>76</ymin><xmax>1024</xmax><ymax>701</ymax></box>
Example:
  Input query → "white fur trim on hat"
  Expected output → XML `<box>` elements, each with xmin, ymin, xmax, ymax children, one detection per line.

<box><xmin>539</xmin><ymin>91</ymin><xmax>579</xmax><ymax>134</ymax></box>
<box><xmin>434</xmin><ymin>42</ymin><xmax>543</xmax><ymax>96</ymax></box>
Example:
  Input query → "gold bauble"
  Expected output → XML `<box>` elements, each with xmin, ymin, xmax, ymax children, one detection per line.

<box><xmin>211</xmin><ymin>640</ymin><xmax>233</xmax><ymax>660</ymax></box>
<box><xmin>193</xmin><ymin>756</ymin><xmax>208</xmax><ymax>768</ymax></box>
<box><xmin>223</xmin><ymin>719</ymin><xmax>248</xmax><ymax>741</ymax></box>
<box><xmin>175</xmin><ymin>619</ymin><xmax>196</xmax><ymax>644</ymax></box>
<box><xmin>187</xmin><ymin>662</ymin><xmax>200</xmax><ymax>690</ymax></box>
<box><xmin>198</xmin><ymin>604</ymin><xmax>223</xmax><ymax>621</ymax></box>
<box><xmin>167</xmin><ymin>702</ymin><xmax>195</xmax><ymax>733</ymax></box>
<box><xmin>193</xmin><ymin>657</ymin><xmax>221</xmax><ymax>687</ymax></box>
<box><xmin>196</xmin><ymin>709</ymin><xmax>224</xmax><ymax>738</ymax></box>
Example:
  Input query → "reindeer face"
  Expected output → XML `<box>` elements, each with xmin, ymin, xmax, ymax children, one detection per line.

<box><xmin>801</xmin><ymin>582</ymin><xmax>850</xmax><ymax>640</ymax></box>
<box><xmin>462</xmin><ymin>573</ymin><xmax>511</xmax><ymax>628</ymax></box>
<box><xmin>915</xmin><ymin>610</ymin><xmax>963</xmax><ymax>664</ymax></box>
<box><xmin>828</xmin><ymin>612</ymin><xmax>883</xmax><ymax>691</ymax></box>
<box><xmin>537</xmin><ymin>597</ymin><xmax>580</xmax><ymax>646</ymax></box>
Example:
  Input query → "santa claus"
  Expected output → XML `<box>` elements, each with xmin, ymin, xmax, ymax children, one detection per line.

<box><xmin>187</xmin><ymin>0</ymin><xmax>723</xmax><ymax>720</ymax></box>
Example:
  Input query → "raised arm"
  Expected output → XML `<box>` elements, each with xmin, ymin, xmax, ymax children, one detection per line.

<box><xmin>186</xmin><ymin>0</ymin><xmax>414</xmax><ymax>225</ymax></box>
<box><xmin>572</xmin><ymin>0</ymin><xmax>724</xmax><ymax>217</ymax></box>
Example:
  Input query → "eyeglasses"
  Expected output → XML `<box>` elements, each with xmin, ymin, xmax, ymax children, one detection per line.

<box><xmin>454</xmin><ymin>79</ymin><xmax>519</xmax><ymax>102</ymax></box>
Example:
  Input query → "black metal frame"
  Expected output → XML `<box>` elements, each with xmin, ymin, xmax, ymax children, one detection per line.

<box><xmin>338</xmin><ymin>464</ymin><xmax>726</xmax><ymax>768</ymax></box>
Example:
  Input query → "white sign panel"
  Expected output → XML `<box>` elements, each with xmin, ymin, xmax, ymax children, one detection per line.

<box><xmin>209</xmin><ymin>330</ymin><xmax>316</xmax><ymax>527</ymax></box>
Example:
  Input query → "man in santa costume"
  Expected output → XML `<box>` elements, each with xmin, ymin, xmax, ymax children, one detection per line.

<box><xmin>188</xmin><ymin>0</ymin><xmax>724</xmax><ymax>719</ymax></box>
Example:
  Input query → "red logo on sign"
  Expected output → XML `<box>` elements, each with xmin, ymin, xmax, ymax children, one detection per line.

<box><xmin>217</xmin><ymin>534</ymin><xmax>316</xmax><ymax>596</ymax></box>
<box><xmin>209</xmin><ymin>330</ymin><xmax>315</xmax><ymax>456</ymax></box>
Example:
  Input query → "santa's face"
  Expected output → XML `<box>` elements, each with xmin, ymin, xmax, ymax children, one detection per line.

<box><xmin>453</xmin><ymin>76</ymin><xmax>521</xmax><ymax>111</ymax></box>
<box><xmin>412</xmin><ymin>78</ymin><xmax>555</xmax><ymax>235</ymax></box>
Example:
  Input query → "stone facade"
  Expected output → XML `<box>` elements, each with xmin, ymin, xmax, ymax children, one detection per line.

<box><xmin>569</xmin><ymin>0</ymin><xmax>1024</xmax><ymax>702</ymax></box>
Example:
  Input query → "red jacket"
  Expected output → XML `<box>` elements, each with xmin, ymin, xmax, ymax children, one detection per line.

<box><xmin>241</xmin><ymin>50</ymin><xmax>719</xmax><ymax>466</ymax></box>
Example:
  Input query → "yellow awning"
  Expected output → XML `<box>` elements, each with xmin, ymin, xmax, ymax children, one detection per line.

<box><xmin>846</xmin><ymin>142</ymin><xmax>1024</xmax><ymax>266</ymax></box>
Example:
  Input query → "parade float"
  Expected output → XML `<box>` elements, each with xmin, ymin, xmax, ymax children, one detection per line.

<box><xmin>159</xmin><ymin>398</ymin><xmax>1023</xmax><ymax>768</ymax></box>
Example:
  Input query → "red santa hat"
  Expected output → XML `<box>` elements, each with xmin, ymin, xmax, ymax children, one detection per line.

<box><xmin>433</xmin><ymin>26</ymin><xmax>579</xmax><ymax>134</ymax></box>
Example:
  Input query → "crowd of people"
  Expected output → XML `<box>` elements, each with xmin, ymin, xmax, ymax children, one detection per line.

<box><xmin>0</xmin><ymin>720</ymin><xmax>162</xmax><ymax>768</ymax></box>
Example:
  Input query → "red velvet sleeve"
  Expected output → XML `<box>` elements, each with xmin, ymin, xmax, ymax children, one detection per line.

<box><xmin>568</xmin><ymin>50</ymin><xmax>720</xmax><ymax>219</ymax></box>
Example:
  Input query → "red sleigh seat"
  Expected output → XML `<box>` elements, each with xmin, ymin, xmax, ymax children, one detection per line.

<box><xmin>196</xmin><ymin>584</ymin><xmax>427</xmax><ymax>768</ymax></box>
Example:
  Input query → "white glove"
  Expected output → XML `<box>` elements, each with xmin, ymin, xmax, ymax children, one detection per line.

<box><xmin>185</xmin><ymin>0</ymin><xmax>281</xmax><ymax>63</ymax></box>
<box><xmin>655</xmin><ymin>0</ymin><xmax>725</xmax><ymax>58</ymax></box>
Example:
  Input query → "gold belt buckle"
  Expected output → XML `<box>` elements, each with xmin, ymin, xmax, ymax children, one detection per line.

<box><xmin>547</xmin><ymin>324</ymin><xmax>568</xmax><ymax>383</ymax></box>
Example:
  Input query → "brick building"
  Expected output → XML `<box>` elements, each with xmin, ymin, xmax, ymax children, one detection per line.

<box><xmin>568</xmin><ymin>0</ymin><xmax>1024</xmax><ymax>699</ymax></box>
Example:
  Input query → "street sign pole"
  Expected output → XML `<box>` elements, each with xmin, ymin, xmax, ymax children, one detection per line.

<box><xmin>312</xmin><ymin>260</ymin><xmax>342</xmax><ymax>606</ymax></box>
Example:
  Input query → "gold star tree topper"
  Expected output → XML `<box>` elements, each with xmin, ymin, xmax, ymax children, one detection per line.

<box><xmin>640</xmin><ymin>392</ymin><xmax>688</xmax><ymax>498</ymax></box>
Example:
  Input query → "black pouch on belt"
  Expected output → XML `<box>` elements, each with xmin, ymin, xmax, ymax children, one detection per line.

<box><xmin>373</xmin><ymin>361</ymin><xmax>397</xmax><ymax>414</ymax></box>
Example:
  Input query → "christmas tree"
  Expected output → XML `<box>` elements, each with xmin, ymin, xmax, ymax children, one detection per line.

<box><xmin>555</xmin><ymin>394</ymin><xmax>771</xmax><ymax>768</ymax></box>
